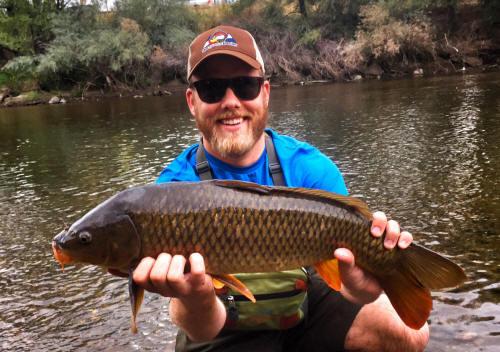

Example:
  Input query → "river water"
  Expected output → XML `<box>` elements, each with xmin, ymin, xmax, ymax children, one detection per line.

<box><xmin>0</xmin><ymin>72</ymin><xmax>499</xmax><ymax>351</ymax></box>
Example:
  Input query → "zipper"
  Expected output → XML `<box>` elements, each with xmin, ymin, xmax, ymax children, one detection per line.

<box><xmin>227</xmin><ymin>288</ymin><xmax>304</xmax><ymax>302</ymax></box>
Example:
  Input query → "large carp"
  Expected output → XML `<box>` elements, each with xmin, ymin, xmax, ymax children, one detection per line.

<box><xmin>52</xmin><ymin>180</ymin><xmax>467</xmax><ymax>333</ymax></box>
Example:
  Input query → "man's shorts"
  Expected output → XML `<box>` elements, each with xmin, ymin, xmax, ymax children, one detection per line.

<box><xmin>175</xmin><ymin>270</ymin><xmax>362</xmax><ymax>352</ymax></box>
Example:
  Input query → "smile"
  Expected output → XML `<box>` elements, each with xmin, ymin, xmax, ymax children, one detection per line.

<box><xmin>219</xmin><ymin>117</ymin><xmax>244</xmax><ymax>125</ymax></box>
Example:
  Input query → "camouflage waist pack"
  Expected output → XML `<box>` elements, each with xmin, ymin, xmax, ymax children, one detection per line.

<box><xmin>216</xmin><ymin>269</ymin><xmax>309</xmax><ymax>330</ymax></box>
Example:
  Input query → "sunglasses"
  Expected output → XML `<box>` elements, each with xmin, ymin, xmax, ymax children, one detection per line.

<box><xmin>190</xmin><ymin>76</ymin><xmax>265</xmax><ymax>103</ymax></box>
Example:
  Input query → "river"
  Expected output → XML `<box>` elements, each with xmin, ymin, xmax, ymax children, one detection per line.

<box><xmin>0</xmin><ymin>72</ymin><xmax>499</xmax><ymax>351</ymax></box>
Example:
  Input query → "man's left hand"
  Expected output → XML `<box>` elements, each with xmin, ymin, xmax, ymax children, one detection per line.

<box><xmin>335</xmin><ymin>211</ymin><xmax>413</xmax><ymax>305</ymax></box>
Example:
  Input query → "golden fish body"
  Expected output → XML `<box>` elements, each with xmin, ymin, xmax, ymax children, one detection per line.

<box><xmin>52</xmin><ymin>180</ymin><xmax>467</xmax><ymax>332</ymax></box>
<box><xmin>129</xmin><ymin>182</ymin><xmax>389</xmax><ymax>275</ymax></box>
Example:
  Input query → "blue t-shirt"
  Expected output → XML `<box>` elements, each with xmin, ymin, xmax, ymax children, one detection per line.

<box><xmin>156</xmin><ymin>129</ymin><xmax>347</xmax><ymax>196</ymax></box>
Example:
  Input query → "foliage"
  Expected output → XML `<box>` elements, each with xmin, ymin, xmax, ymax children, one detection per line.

<box><xmin>1</xmin><ymin>54</ymin><xmax>38</xmax><ymax>92</ymax></box>
<box><xmin>0</xmin><ymin>0</ymin><xmax>62</xmax><ymax>55</ymax></box>
<box><xmin>311</xmin><ymin>0</ymin><xmax>370</xmax><ymax>40</ymax></box>
<box><xmin>480</xmin><ymin>0</ymin><xmax>500</xmax><ymax>31</ymax></box>
<box><xmin>0</xmin><ymin>0</ymin><xmax>495</xmax><ymax>92</ymax></box>
<box><xmin>34</xmin><ymin>4</ymin><xmax>151</xmax><ymax>90</ymax></box>
<box><xmin>115</xmin><ymin>0</ymin><xmax>196</xmax><ymax>52</ymax></box>
<box><xmin>355</xmin><ymin>3</ymin><xmax>435</xmax><ymax>64</ymax></box>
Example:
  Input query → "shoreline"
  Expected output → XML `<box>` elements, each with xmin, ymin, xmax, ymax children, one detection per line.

<box><xmin>1</xmin><ymin>64</ymin><xmax>498</xmax><ymax>109</ymax></box>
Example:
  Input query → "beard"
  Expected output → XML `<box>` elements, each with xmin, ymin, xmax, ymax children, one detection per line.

<box><xmin>196</xmin><ymin>109</ymin><xmax>268</xmax><ymax>159</ymax></box>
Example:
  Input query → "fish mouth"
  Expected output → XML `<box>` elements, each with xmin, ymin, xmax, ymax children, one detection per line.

<box><xmin>52</xmin><ymin>241</ymin><xmax>75</xmax><ymax>272</ymax></box>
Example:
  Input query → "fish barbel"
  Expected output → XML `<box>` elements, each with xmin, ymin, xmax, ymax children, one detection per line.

<box><xmin>52</xmin><ymin>180</ymin><xmax>467</xmax><ymax>333</ymax></box>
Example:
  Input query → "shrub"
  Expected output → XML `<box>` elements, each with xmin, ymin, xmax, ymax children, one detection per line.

<box><xmin>355</xmin><ymin>3</ymin><xmax>435</xmax><ymax>66</ymax></box>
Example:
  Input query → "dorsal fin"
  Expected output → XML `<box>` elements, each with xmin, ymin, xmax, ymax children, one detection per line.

<box><xmin>213</xmin><ymin>180</ymin><xmax>373</xmax><ymax>219</ymax></box>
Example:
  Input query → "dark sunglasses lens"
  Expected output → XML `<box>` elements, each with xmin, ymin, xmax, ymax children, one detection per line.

<box><xmin>194</xmin><ymin>79</ymin><xmax>227</xmax><ymax>103</ymax></box>
<box><xmin>193</xmin><ymin>77</ymin><xmax>263</xmax><ymax>103</ymax></box>
<box><xmin>232</xmin><ymin>77</ymin><xmax>262</xmax><ymax>100</ymax></box>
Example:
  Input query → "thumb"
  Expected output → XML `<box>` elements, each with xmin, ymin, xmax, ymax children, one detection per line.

<box><xmin>334</xmin><ymin>248</ymin><xmax>356</xmax><ymax>270</ymax></box>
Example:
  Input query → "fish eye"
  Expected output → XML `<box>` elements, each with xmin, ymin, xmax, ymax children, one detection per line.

<box><xmin>79</xmin><ymin>231</ymin><xmax>92</xmax><ymax>244</ymax></box>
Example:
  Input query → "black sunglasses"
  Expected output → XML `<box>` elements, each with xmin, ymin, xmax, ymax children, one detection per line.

<box><xmin>190</xmin><ymin>76</ymin><xmax>265</xmax><ymax>103</ymax></box>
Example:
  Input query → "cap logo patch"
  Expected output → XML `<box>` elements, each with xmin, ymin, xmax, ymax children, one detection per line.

<box><xmin>202</xmin><ymin>31</ymin><xmax>237</xmax><ymax>53</ymax></box>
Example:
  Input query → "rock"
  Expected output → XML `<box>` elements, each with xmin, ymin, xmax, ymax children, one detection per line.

<box><xmin>464</xmin><ymin>56</ymin><xmax>483</xmax><ymax>67</ymax></box>
<box><xmin>152</xmin><ymin>89</ymin><xmax>172</xmax><ymax>96</ymax></box>
<box><xmin>133</xmin><ymin>95</ymin><xmax>143</xmax><ymax>99</ymax></box>
<box><xmin>60</xmin><ymin>98</ymin><xmax>66</xmax><ymax>104</ymax></box>
<box><xmin>413</xmin><ymin>68</ymin><xmax>424</xmax><ymax>75</ymax></box>
<box><xmin>352</xmin><ymin>75</ymin><xmax>363</xmax><ymax>81</ymax></box>
<box><xmin>4</xmin><ymin>94</ymin><xmax>39</xmax><ymax>107</ymax></box>
<box><xmin>49</xmin><ymin>96</ymin><xmax>61</xmax><ymax>104</ymax></box>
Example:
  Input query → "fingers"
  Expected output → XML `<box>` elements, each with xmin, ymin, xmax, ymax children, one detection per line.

<box><xmin>398</xmin><ymin>231</ymin><xmax>413</xmax><ymax>249</ymax></box>
<box><xmin>371</xmin><ymin>211</ymin><xmax>386</xmax><ymax>238</ymax></box>
<box><xmin>371</xmin><ymin>211</ymin><xmax>413</xmax><ymax>250</ymax></box>
<box><xmin>132</xmin><ymin>253</ymin><xmax>211</xmax><ymax>299</ymax></box>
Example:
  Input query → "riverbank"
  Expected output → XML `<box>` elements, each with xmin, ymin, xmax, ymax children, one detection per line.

<box><xmin>1</xmin><ymin>64</ymin><xmax>498</xmax><ymax>108</ymax></box>
<box><xmin>1</xmin><ymin>1</ymin><xmax>498</xmax><ymax>108</ymax></box>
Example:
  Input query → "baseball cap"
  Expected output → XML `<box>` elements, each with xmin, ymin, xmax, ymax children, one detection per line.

<box><xmin>187</xmin><ymin>25</ymin><xmax>265</xmax><ymax>80</ymax></box>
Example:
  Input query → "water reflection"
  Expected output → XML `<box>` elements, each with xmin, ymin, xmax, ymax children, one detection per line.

<box><xmin>0</xmin><ymin>73</ymin><xmax>499</xmax><ymax>351</ymax></box>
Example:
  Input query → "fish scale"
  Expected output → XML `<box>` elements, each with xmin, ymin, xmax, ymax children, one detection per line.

<box><xmin>52</xmin><ymin>179</ymin><xmax>467</xmax><ymax>331</ymax></box>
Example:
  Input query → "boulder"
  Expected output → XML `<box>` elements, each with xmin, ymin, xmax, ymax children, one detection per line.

<box><xmin>3</xmin><ymin>94</ymin><xmax>35</xmax><ymax>107</ymax></box>
<box><xmin>464</xmin><ymin>56</ymin><xmax>483</xmax><ymax>67</ymax></box>
<box><xmin>49</xmin><ymin>96</ymin><xmax>61</xmax><ymax>104</ymax></box>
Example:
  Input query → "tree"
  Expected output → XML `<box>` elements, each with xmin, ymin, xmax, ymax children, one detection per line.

<box><xmin>0</xmin><ymin>0</ymin><xmax>70</xmax><ymax>55</ymax></box>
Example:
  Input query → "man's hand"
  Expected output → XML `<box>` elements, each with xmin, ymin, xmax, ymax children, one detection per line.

<box><xmin>335</xmin><ymin>211</ymin><xmax>413</xmax><ymax>305</ymax></box>
<box><xmin>130</xmin><ymin>252</ymin><xmax>226</xmax><ymax>342</ymax></box>
<box><xmin>132</xmin><ymin>253</ymin><xmax>214</xmax><ymax>302</ymax></box>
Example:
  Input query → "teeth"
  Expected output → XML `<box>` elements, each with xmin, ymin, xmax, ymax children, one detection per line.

<box><xmin>221</xmin><ymin>118</ymin><xmax>243</xmax><ymax>125</ymax></box>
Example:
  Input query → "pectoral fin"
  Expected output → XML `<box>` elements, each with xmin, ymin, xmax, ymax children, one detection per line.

<box><xmin>129</xmin><ymin>267</ymin><xmax>145</xmax><ymax>334</ymax></box>
<box><xmin>313</xmin><ymin>259</ymin><xmax>341</xmax><ymax>290</ymax></box>
<box><xmin>211</xmin><ymin>273</ymin><xmax>255</xmax><ymax>303</ymax></box>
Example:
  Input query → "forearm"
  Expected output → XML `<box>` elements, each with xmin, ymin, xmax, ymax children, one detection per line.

<box><xmin>170</xmin><ymin>293</ymin><xmax>227</xmax><ymax>342</ymax></box>
<box><xmin>345</xmin><ymin>294</ymin><xmax>429</xmax><ymax>352</ymax></box>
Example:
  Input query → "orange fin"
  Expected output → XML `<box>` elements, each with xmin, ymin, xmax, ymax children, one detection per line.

<box><xmin>212</xmin><ymin>277</ymin><xmax>225</xmax><ymax>289</ymax></box>
<box><xmin>378</xmin><ymin>271</ymin><xmax>432</xmax><ymax>330</ymax></box>
<box><xmin>211</xmin><ymin>273</ymin><xmax>256</xmax><ymax>303</ymax></box>
<box><xmin>313</xmin><ymin>259</ymin><xmax>341</xmax><ymax>290</ymax></box>
<box><xmin>375</xmin><ymin>243</ymin><xmax>466</xmax><ymax>330</ymax></box>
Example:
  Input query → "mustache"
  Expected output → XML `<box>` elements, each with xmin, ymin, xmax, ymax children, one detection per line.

<box><xmin>215</xmin><ymin>110</ymin><xmax>249</xmax><ymax>120</ymax></box>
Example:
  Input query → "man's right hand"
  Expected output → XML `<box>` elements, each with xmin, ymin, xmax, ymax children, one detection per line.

<box><xmin>131</xmin><ymin>252</ymin><xmax>227</xmax><ymax>342</ymax></box>
<box><xmin>132</xmin><ymin>253</ymin><xmax>214</xmax><ymax>300</ymax></box>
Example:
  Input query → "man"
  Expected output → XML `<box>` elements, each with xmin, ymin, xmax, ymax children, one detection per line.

<box><xmin>132</xmin><ymin>26</ymin><xmax>429</xmax><ymax>351</ymax></box>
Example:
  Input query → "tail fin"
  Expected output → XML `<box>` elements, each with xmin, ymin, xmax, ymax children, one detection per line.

<box><xmin>402</xmin><ymin>244</ymin><xmax>467</xmax><ymax>290</ymax></box>
<box><xmin>378</xmin><ymin>244</ymin><xmax>467</xmax><ymax>329</ymax></box>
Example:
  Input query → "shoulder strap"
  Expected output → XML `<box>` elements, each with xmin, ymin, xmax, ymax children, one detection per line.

<box><xmin>265</xmin><ymin>132</ymin><xmax>285</xmax><ymax>186</ymax></box>
<box><xmin>195</xmin><ymin>137</ymin><xmax>213</xmax><ymax>180</ymax></box>
<box><xmin>195</xmin><ymin>133</ymin><xmax>285</xmax><ymax>186</ymax></box>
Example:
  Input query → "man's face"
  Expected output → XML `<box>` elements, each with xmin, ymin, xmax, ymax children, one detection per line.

<box><xmin>186</xmin><ymin>55</ymin><xmax>270</xmax><ymax>160</ymax></box>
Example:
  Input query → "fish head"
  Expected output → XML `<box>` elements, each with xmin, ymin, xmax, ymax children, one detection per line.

<box><xmin>52</xmin><ymin>208</ymin><xmax>141</xmax><ymax>271</ymax></box>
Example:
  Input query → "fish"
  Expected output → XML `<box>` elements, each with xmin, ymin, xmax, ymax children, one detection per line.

<box><xmin>52</xmin><ymin>180</ymin><xmax>467</xmax><ymax>333</ymax></box>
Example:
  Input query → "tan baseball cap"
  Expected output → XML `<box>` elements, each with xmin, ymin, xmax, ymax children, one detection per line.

<box><xmin>187</xmin><ymin>25</ymin><xmax>265</xmax><ymax>80</ymax></box>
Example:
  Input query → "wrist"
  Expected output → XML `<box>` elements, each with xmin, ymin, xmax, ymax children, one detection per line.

<box><xmin>171</xmin><ymin>294</ymin><xmax>226</xmax><ymax>342</ymax></box>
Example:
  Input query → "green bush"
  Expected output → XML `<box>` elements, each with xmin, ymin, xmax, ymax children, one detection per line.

<box><xmin>1</xmin><ymin>55</ymin><xmax>38</xmax><ymax>93</ymax></box>
<box><xmin>35</xmin><ymin>5</ymin><xmax>152</xmax><ymax>90</ymax></box>
<box><xmin>115</xmin><ymin>0</ymin><xmax>196</xmax><ymax>52</ymax></box>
